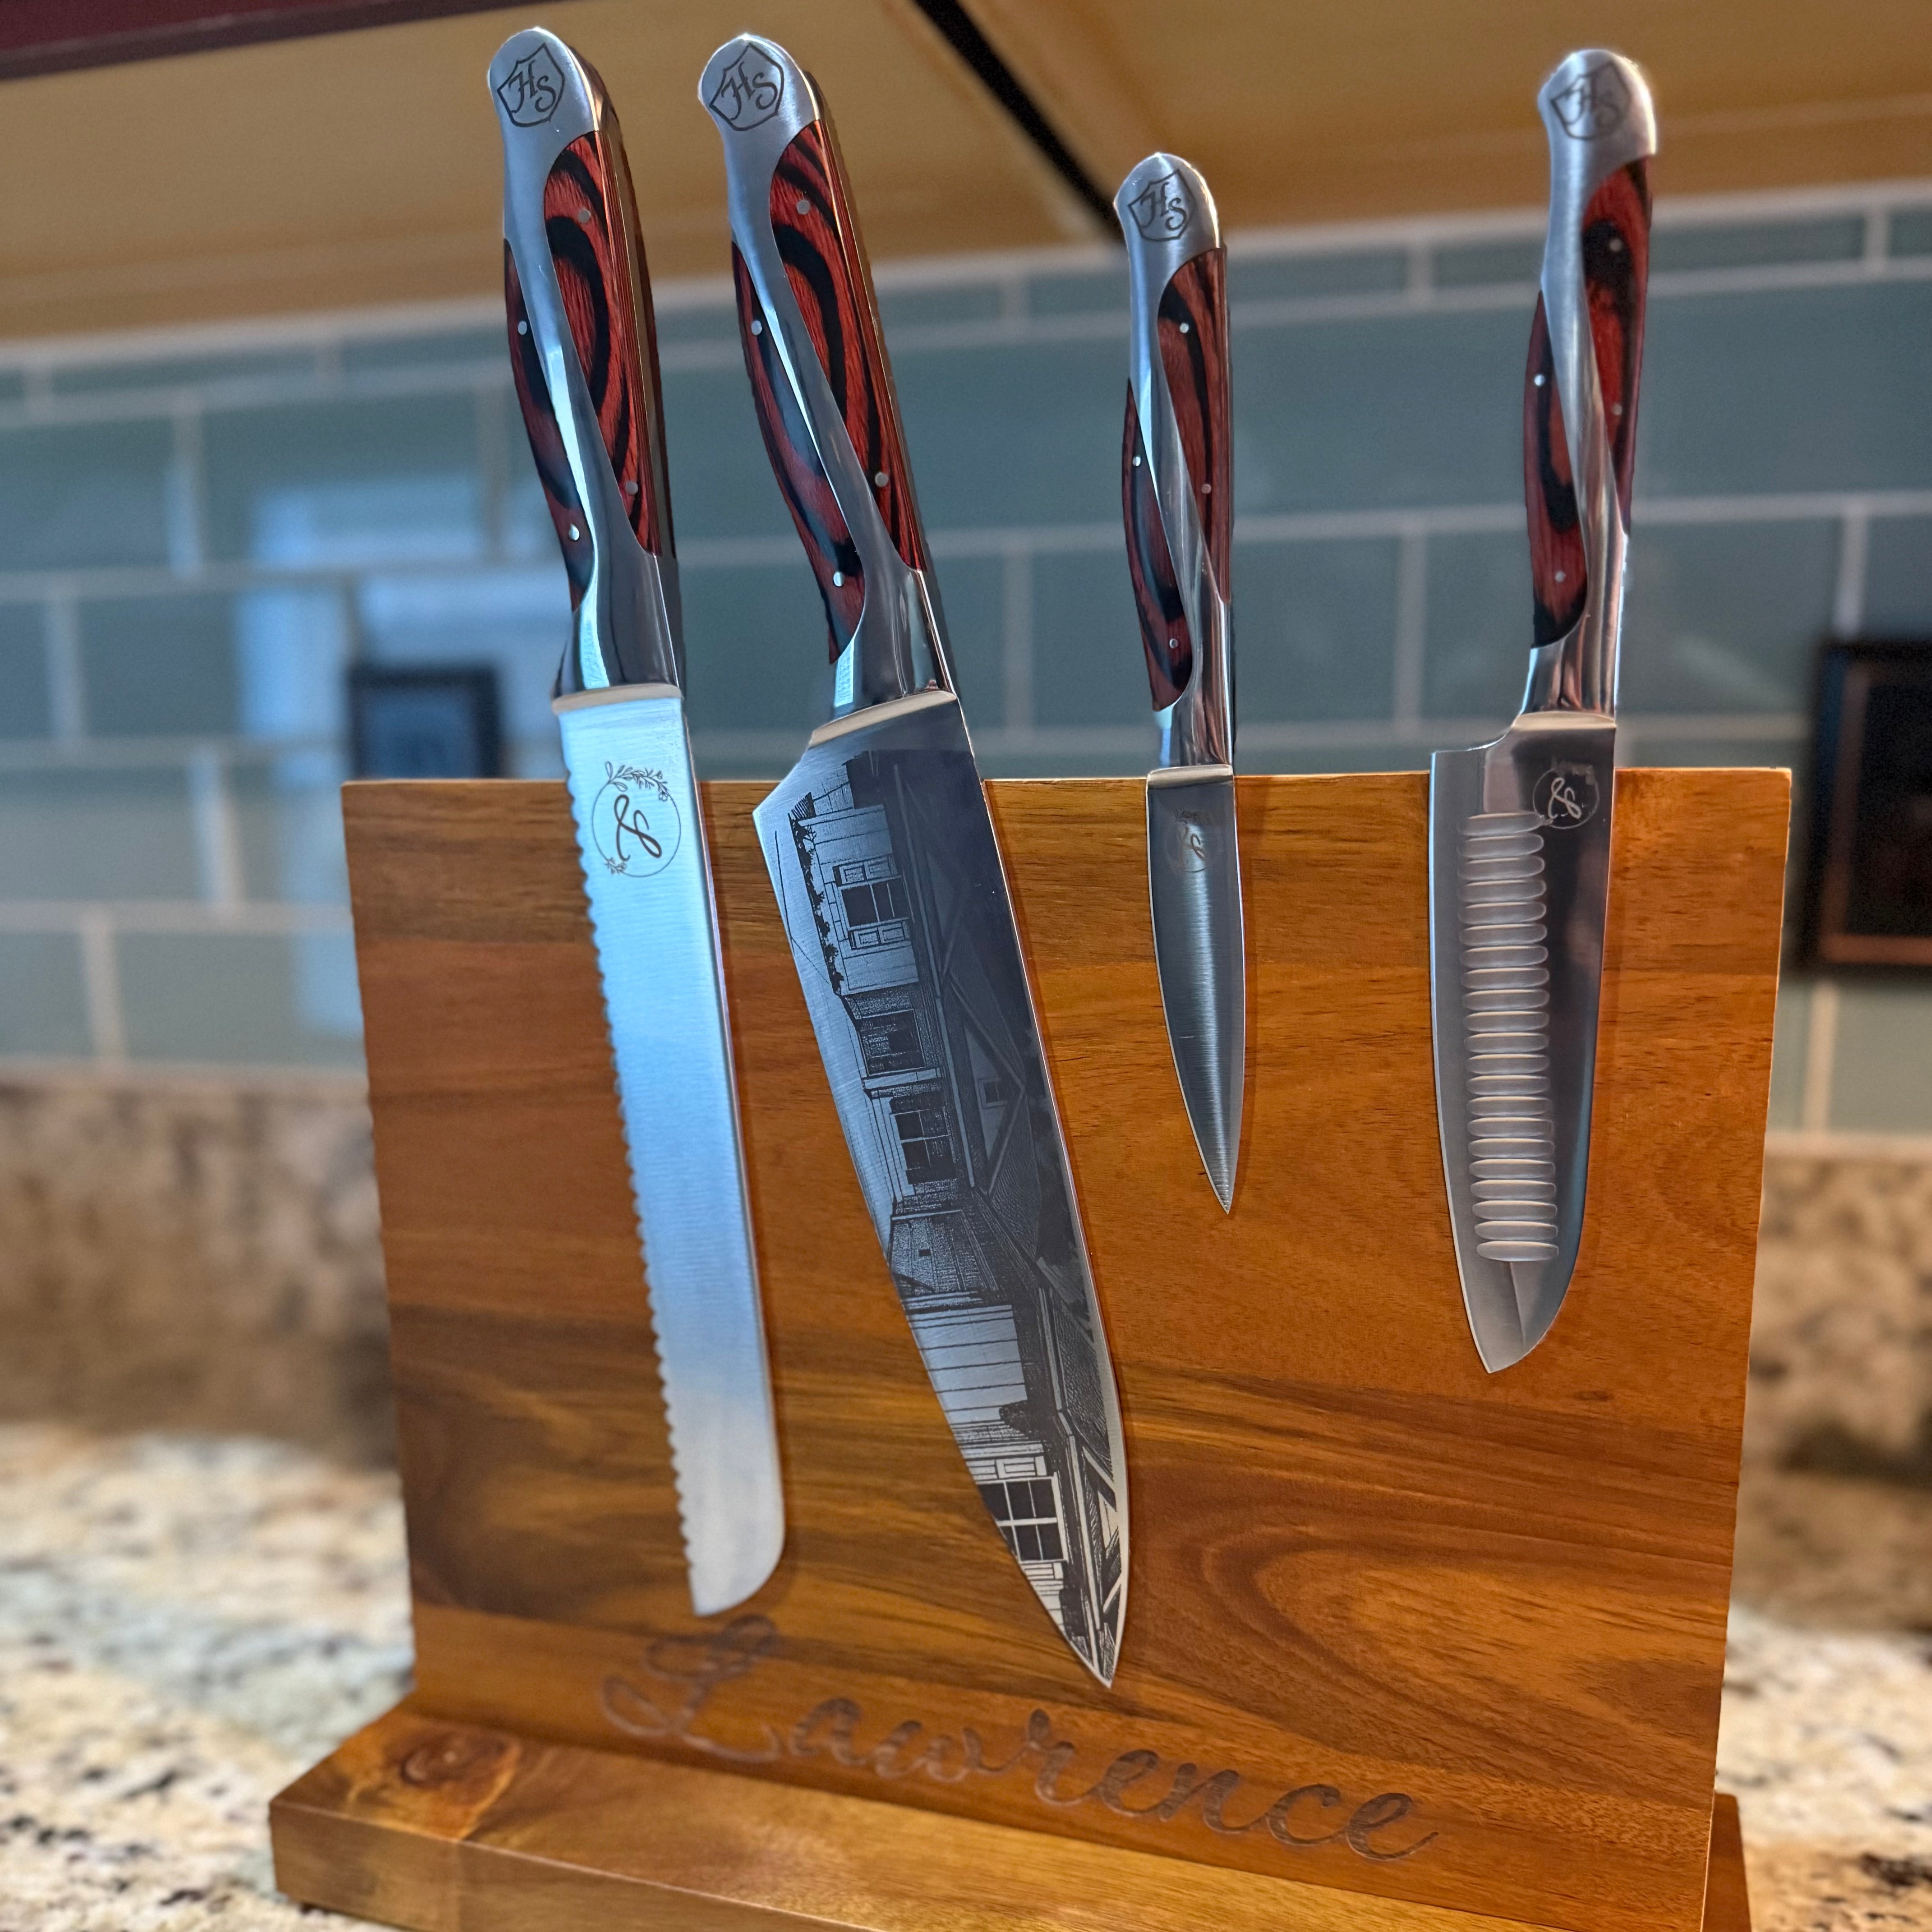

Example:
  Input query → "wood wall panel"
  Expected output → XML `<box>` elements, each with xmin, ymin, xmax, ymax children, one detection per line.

<box><xmin>335</xmin><ymin>769</ymin><xmax>1786</xmax><ymax>1932</ymax></box>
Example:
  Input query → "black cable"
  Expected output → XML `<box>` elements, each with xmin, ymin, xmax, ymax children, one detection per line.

<box><xmin>908</xmin><ymin>0</ymin><xmax>1118</xmax><ymax>234</ymax></box>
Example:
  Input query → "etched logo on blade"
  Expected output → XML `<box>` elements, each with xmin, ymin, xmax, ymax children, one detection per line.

<box><xmin>1550</xmin><ymin>64</ymin><xmax>1629</xmax><ymax>139</ymax></box>
<box><xmin>1180</xmin><ymin>812</ymin><xmax>1210</xmax><ymax>867</ymax></box>
<box><xmin>1127</xmin><ymin>170</ymin><xmax>1192</xmax><ymax>241</ymax></box>
<box><xmin>1532</xmin><ymin>765</ymin><xmax>1600</xmax><ymax>830</ymax></box>
<box><xmin>709</xmin><ymin>44</ymin><xmax>785</xmax><ymax>130</ymax></box>
<box><xmin>591</xmin><ymin>762</ymin><xmax>680</xmax><ymax>878</ymax></box>
<box><xmin>496</xmin><ymin>44</ymin><xmax>566</xmax><ymax>127</ymax></box>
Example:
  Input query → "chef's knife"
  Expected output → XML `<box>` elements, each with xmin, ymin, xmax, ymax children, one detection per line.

<box><xmin>1429</xmin><ymin>51</ymin><xmax>1654</xmax><ymax>1371</ymax></box>
<box><xmin>701</xmin><ymin>34</ymin><xmax>1130</xmax><ymax>1684</ymax></box>
<box><xmin>1116</xmin><ymin>154</ymin><xmax>1244</xmax><ymax>1213</ymax></box>
<box><xmin>491</xmin><ymin>28</ymin><xmax>784</xmax><ymax>1612</ymax></box>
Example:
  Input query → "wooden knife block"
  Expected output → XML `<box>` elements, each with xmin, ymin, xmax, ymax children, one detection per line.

<box><xmin>272</xmin><ymin>769</ymin><xmax>1785</xmax><ymax>1932</ymax></box>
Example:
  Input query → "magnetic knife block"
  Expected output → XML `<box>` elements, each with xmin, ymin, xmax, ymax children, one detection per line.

<box><xmin>272</xmin><ymin>768</ymin><xmax>1785</xmax><ymax>1932</ymax></box>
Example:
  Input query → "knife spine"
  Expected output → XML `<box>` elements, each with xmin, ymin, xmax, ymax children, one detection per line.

<box><xmin>1520</xmin><ymin>51</ymin><xmax>1655</xmax><ymax>720</ymax></box>
<box><xmin>702</xmin><ymin>36</ymin><xmax>950</xmax><ymax>720</ymax></box>
<box><xmin>492</xmin><ymin>29</ymin><xmax>680</xmax><ymax>696</ymax></box>
<box><xmin>1116</xmin><ymin>153</ymin><xmax>1231</xmax><ymax>774</ymax></box>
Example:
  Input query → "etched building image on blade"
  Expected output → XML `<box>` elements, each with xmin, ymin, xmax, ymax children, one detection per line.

<box><xmin>771</xmin><ymin>743</ymin><xmax>1124</xmax><ymax>1680</ymax></box>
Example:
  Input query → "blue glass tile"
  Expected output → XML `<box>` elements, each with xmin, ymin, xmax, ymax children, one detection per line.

<box><xmin>0</xmin><ymin>606</ymin><xmax>50</xmax><ymax>739</ymax></box>
<box><xmin>0</xmin><ymin>421</ymin><xmax>173</xmax><ymax>571</ymax></box>
<box><xmin>974</xmin><ymin>741</ymin><xmax>1142</xmax><ymax>780</ymax></box>
<box><xmin>0</xmin><ymin>766</ymin><xmax>199</xmax><ymax>900</ymax></box>
<box><xmin>0</xmin><ymin>371</ymin><xmax>27</xmax><ymax>407</ymax></box>
<box><xmin>1766</xmin><ymin>978</ymin><xmax>1811</xmax><ymax>1131</ymax></box>
<box><xmin>1431</xmin><ymin>237</ymin><xmax>1542</xmax><ymax>289</ymax></box>
<box><xmin>659</xmin><ymin>364</ymin><xmax>806</xmax><ymax>542</ymax></box>
<box><xmin>79</xmin><ymin>594</ymin><xmax>237</xmax><ymax>738</ymax></box>
<box><xmin>1623</xmin><ymin>733</ymin><xmax>1802</xmax><ymax>770</ymax></box>
<box><xmin>357</xmin><ymin>567</ymin><xmax>567</xmax><ymax>751</ymax></box>
<box><xmin>1421</xmin><ymin>530</ymin><xmax>1531</xmax><ymax>722</ymax></box>
<box><xmin>1621</xmin><ymin>521</ymin><xmax>1839</xmax><ymax>714</ymax></box>
<box><xmin>1829</xmin><ymin>981</ymin><xmax>1932</xmax><ymax>1133</ymax></box>
<box><xmin>51</xmin><ymin>349</ymin><xmax>316</xmax><ymax>397</ymax></box>
<box><xmin>894</xmin><ymin>340</ymin><xmax>1132</xmax><ymax>530</ymax></box>
<box><xmin>231</xmin><ymin>752</ymin><xmax>349</xmax><ymax>906</ymax></box>
<box><xmin>1230</xmin><ymin>252</ymin><xmax>1408</xmax><ymax>305</ymax></box>
<box><xmin>0</xmin><ymin>931</ymin><xmax>90</xmax><ymax>1057</ymax></box>
<box><xmin>931</xmin><ymin>554</ymin><xmax>1005</xmax><ymax>733</ymax></box>
<box><xmin>341</xmin><ymin>327</ymin><xmax>506</xmax><ymax>374</ymax></box>
<box><xmin>879</xmin><ymin>283</ymin><xmax>1005</xmax><ymax>330</ymax></box>
<box><xmin>681</xmin><ymin>557</ymin><xmax>836</xmax><ymax>736</ymax></box>
<box><xmin>1243</xmin><ymin>738</ymin><xmax>1428</xmax><ymax>775</ymax></box>
<box><xmin>119</xmin><ymin>930</ymin><xmax>363</xmax><ymax>1068</ymax></box>
<box><xmin>1886</xmin><ymin>208</ymin><xmax>1932</xmax><ymax>258</ymax></box>
<box><xmin>1642</xmin><ymin>282</ymin><xmax>1932</xmax><ymax>498</ymax></box>
<box><xmin>234</xmin><ymin>588</ymin><xmax>351</xmax><ymax>741</ymax></box>
<box><xmin>202</xmin><ymin>394</ymin><xmax>486</xmax><ymax>564</ymax></box>
<box><xmin>1027</xmin><ymin>267</ymin><xmax>1126</xmax><ymax>319</ymax></box>
<box><xmin>1234</xmin><ymin>307</ymin><xmax>1527</xmax><ymax>515</ymax></box>
<box><xmin>1031</xmin><ymin>544</ymin><xmax>1145</xmax><ymax>731</ymax></box>
<box><xmin>1859</xmin><ymin>516</ymin><xmax>1932</xmax><ymax>636</ymax></box>
<box><xmin>1651</xmin><ymin>216</ymin><xmax>1864</xmax><ymax>274</ymax></box>
<box><xmin>656</xmin><ymin>304</ymin><xmax>739</xmax><ymax>348</ymax></box>
<box><xmin>1236</xmin><ymin>538</ymin><xmax>1397</xmax><ymax>724</ymax></box>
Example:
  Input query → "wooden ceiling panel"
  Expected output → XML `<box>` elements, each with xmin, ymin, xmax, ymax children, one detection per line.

<box><xmin>957</xmin><ymin>0</ymin><xmax>1932</xmax><ymax>226</ymax></box>
<box><xmin>0</xmin><ymin>0</ymin><xmax>1094</xmax><ymax>341</ymax></box>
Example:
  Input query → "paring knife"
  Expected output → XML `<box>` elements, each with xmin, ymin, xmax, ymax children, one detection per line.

<box><xmin>701</xmin><ymin>33</ymin><xmax>1130</xmax><ymax>1684</ymax></box>
<box><xmin>1116</xmin><ymin>154</ymin><xmax>1244</xmax><ymax>1213</ymax></box>
<box><xmin>490</xmin><ymin>28</ymin><xmax>784</xmax><ymax>1612</ymax></box>
<box><xmin>1429</xmin><ymin>51</ymin><xmax>1655</xmax><ymax>1371</ymax></box>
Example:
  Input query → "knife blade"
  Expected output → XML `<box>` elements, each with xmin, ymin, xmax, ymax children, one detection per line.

<box><xmin>491</xmin><ymin>28</ymin><xmax>784</xmax><ymax>1613</ymax></box>
<box><xmin>1429</xmin><ymin>50</ymin><xmax>1655</xmax><ymax>1371</ymax></box>
<box><xmin>1116</xmin><ymin>153</ymin><xmax>1244</xmax><ymax>1213</ymax></box>
<box><xmin>701</xmin><ymin>34</ymin><xmax>1130</xmax><ymax>1683</ymax></box>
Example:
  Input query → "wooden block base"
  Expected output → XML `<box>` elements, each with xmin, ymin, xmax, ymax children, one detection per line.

<box><xmin>271</xmin><ymin>1703</ymin><xmax>1752</xmax><ymax>1932</ymax></box>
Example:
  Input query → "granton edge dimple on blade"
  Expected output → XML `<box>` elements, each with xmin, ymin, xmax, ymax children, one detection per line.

<box><xmin>702</xmin><ymin>32</ymin><xmax>1129</xmax><ymax>1684</ymax></box>
<box><xmin>1429</xmin><ymin>50</ymin><xmax>1656</xmax><ymax>1371</ymax></box>
<box><xmin>492</xmin><ymin>28</ymin><xmax>784</xmax><ymax>1614</ymax></box>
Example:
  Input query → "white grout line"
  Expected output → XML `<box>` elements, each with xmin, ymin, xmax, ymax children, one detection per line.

<box><xmin>1390</xmin><ymin>527</ymin><xmax>1428</xmax><ymax>725</ymax></box>
<box><xmin>164</xmin><ymin>407</ymin><xmax>206</xmax><ymax>576</ymax></box>
<box><xmin>185</xmin><ymin>746</ymin><xmax>245</xmax><ymax>911</ymax></box>
<box><xmin>1832</xmin><ymin>505</ymin><xmax>1871</xmax><ymax>637</ymax></box>
<box><xmin>0</xmin><ymin>899</ymin><xmax>352</xmax><ymax>935</ymax></box>
<box><xmin>0</xmin><ymin>1053</ymin><xmax>366</xmax><ymax>1094</ymax></box>
<box><xmin>1800</xmin><ymin>978</ymin><xmax>1842</xmax><ymax>1133</ymax></box>
<box><xmin>76</xmin><ymin>910</ymin><xmax>126</xmax><ymax>1066</ymax></box>
<box><xmin>42</xmin><ymin>594</ymin><xmax>84</xmax><ymax>742</ymax></box>
<box><xmin>1001</xmin><ymin>548</ymin><xmax>1034</xmax><ymax>733</ymax></box>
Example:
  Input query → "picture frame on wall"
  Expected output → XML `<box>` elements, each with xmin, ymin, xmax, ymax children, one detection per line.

<box><xmin>1798</xmin><ymin>638</ymin><xmax>1932</xmax><ymax>968</ymax></box>
<box><xmin>347</xmin><ymin>664</ymin><xmax>504</xmax><ymax>781</ymax></box>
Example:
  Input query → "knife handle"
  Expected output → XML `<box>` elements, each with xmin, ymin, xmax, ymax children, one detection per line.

<box><xmin>1116</xmin><ymin>153</ymin><xmax>1232</xmax><ymax>772</ymax></box>
<box><xmin>492</xmin><ymin>30</ymin><xmax>680</xmax><ymax>695</ymax></box>
<box><xmin>702</xmin><ymin>35</ymin><xmax>949</xmax><ymax>717</ymax></box>
<box><xmin>1521</xmin><ymin>51</ymin><xmax>1655</xmax><ymax>717</ymax></box>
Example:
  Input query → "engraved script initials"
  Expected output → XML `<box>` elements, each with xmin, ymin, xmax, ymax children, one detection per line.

<box><xmin>601</xmin><ymin>1618</ymin><xmax>1438</xmax><ymax>1864</ymax></box>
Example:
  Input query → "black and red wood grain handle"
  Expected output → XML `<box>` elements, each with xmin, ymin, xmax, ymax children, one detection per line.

<box><xmin>703</xmin><ymin>35</ymin><xmax>936</xmax><ymax>682</ymax></box>
<box><xmin>1522</xmin><ymin>51</ymin><xmax>1657</xmax><ymax>675</ymax></box>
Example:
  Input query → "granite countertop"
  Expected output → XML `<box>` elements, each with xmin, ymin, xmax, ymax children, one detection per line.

<box><xmin>0</xmin><ymin>1425</ymin><xmax>1926</xmax><ymax>1932</ymax></box>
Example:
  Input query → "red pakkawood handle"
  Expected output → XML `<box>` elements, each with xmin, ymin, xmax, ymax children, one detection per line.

<box><xmin>504</xmin><ymin>104</ymin><xmax>671</xmax><ymax>608</ymax></box>
<box><xmin>1122</xmin><ymin>245</ymin><xmax>1230</xmax><ymax>709</ymax></box>
<box><xmin>1524</xmin><ymin>157</ymin><xmax>1651</xmax><ymax>650</ymax></box>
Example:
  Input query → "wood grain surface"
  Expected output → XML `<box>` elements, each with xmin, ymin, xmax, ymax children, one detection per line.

<box><xmin>332</xmin><ymin>770</ymin><xmax>1786</xmax><ymax>1932</ymax></box>
<box><xmin>272</xmin><ymin>1703</ymin><xmax>1754</xmax><ymax>1932</ymax></box>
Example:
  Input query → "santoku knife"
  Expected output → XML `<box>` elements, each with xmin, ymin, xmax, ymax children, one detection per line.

<box><xmin>1116</xmin><ymin>153</ymin><xmax>1244</xmax><ymax>1213</ymax></box>
<box><xmin>1429</xmin><ymin>50</ymin><xmax>1655</xmax><ymax>1370</ymax></box>
<box><xmin>491</xmin><ymin>28</ymin><xmax>784</xmax><ymax>1612</ymax></box>
<box><xmin>701</xmin><ymin>33</ymin><xmax>1130</xmax><ymax>1683</ymax></box>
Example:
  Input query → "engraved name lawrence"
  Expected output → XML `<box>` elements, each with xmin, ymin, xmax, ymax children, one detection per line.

<box><xmin>602</xmin><ymin>1618</ymin><xmax>1437</xmax><ymax>1863</ymax></box>
<box><xmin>591</xmin><ymin>762</ymin><xmax>680</xmax><ymax>877</ymax></box>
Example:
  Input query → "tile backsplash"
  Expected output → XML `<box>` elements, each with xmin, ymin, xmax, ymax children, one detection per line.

<box><xmin>1</xmin><ymin>182</ymin><xmax>1930</xmax><ymax>1126</ymax></box>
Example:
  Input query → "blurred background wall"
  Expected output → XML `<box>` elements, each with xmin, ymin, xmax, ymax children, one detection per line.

<box><xmin>1</xmin><ymin>0</ymin><xmax>1928</xmax><ymax>1476</ymax></box>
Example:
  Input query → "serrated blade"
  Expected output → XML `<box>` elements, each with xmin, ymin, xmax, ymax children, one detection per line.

<box><xmin>559</xmin><ymin>690</ymin><xmax>784</xmax><ymax>1613</ymax></box>
<box><xmin>1148</xmin><ymin>772</ymin><xmax>1244</xmax><ymax>1210</ymax></box>
<box><xmin>754</xmin><ymin>692</ymin><xmax>1129</xmax><ymax>1685</ymax></box>
<box><xmin>1429</xmin><ymin>719</ymin><xmax>1614</xmax><ymax>1370</ymax></box>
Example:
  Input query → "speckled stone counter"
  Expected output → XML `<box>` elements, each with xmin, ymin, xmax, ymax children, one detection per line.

<box><xmin>0</xmin><ymin>1424</ymin><xmax>1926</xmax><ymax>1931</ymax></box>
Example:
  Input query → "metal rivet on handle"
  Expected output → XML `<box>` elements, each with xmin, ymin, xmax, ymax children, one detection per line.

<box><xmin>832</xmin><ymin>571</ymin><xmax>844</xmax><ymax>586</ymax></box>
<box><xmin>576</xmin><ymin>207</ymin><xmax>592</xmax><ymax>225</ymax></box>
<box><xmin>1534</xmin><ymin>373</ymin><xmax>1545</xmax><ymax>387</ymax></box>
<box><xmin>874</xmin><ymin>471</ymin><xmax>887</xmax><ymax>487</ymax></box>
<box><xmin>516</xmin><ymin>320</ymin><xmax>529</xmax><ymax>337</ymax></box>
<box><xmin>569</xmin><ymin>524</ymin><xmax>581</xmax><ymax>539</ymax></box>
<box><xmin>795</xmin><ymin>197</ymin><xmax>809</xmax><ymax>215</ymax></box>
<box><xmin>1179</xmin><ymin>322</ymin><xmax>1190</xmax><ymax>334</ymax></box>
<box><xmin>1554</xmin><ymin>570</ymin><xmax>1566</xmax><ymax>582</ymax></box>
<box><xmin>626</xmin><ymin>480</ymin><xmax>640</xmax><ymax>496</ymax></box>
<box><xmin>750</xmin><ymin>319</ymin><xmax>762</xmax><ymax>336</ymax></box>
